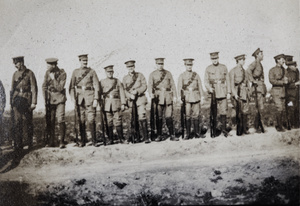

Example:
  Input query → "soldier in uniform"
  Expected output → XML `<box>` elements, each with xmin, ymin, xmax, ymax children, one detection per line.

<box><xmin>148</xmin><ymin>58</ymin><xmax>179</xmax><ymax>142</ymax></box>
<box><xmin>122</xmin><ymin>60</ymin><xmax>150</xmax><ymax>143</ymax></box>
<box><xmin>99</xmin><ymin>65</ymin><xmax>126</xmax><ymax>145</ymax></box>
<box><xmin>229</xmin><ymin>54</ymin><xmax>250</xmax><ymax>135</ymax></box>
<box><xmin>0</xmin><ymin>80</ymin><xmax>6</xmax><ymax>145</ymax></box>
<box><xmin>285</xmin><ymin>59</ymin><xmax>299</xmax><ymax>128</ymax></box>
<box><xmin>269</xmin><ymin>54</ymin><xmax>289</xmax><ymax>132</ymax></box>
<box><xmin>246</xmin><ymin>48</ymin><xmax>267</xmax><ymax>133</ymax></box>
<box><xmin>177</xmin><ymin>58</ymin><xmax>205</xmax><ymax>140</ymax></box>
<box><xmin>10</xmin><ymin>56</ymin><xmax>38</xmax><ymax>152</ymax></box>
<box><xmin>42</xmin><ymin>58</ymin><xmax>67</xmax><ymax>148</ymax></box>
<box><xmin>204</xmin><ymin>52</ymin><xmax>231</xmax><ymax>137</ymax></box>
<box><xmin>69</xmin><ymin>54</ymin><xmax>100</xmax><ymax>147</ymax></box>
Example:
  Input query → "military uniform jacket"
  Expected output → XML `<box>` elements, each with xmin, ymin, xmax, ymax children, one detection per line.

<box><xmin>69</xmin><ymin>67</ymin><xmax>100</xmax><ymax>106</ymax></box>
<box><xmin>204</xmin><ymin>64</ymin><xmax>230</xmax><ymax>99</ymax></box>
<box><xmin>148</xmin><ymin>69</ymin><xmax>177</xmax><ymax>105</ymax></box>
<box><xmin>177</xmin><ymin>71</ymin><xmax>204</xmax><ymax>103</ymax></box>
<box><xmin>100</xmin><ymin>78</ymin><xmax>126</xmax><ymax>112</ymax></box>
<box><xmin>229</xmin><ymin>64</ymin><xmax>250</xmax><ymax>101</ymax></box>
<box><xmin>122</xmin><ymin>72</ymin><xmax>147</xmax><ymax>107</ymax></box>
<box><xmin>0</xmin><ymin>80</ymin><xmax>6</xmax><ymax>111</ymax></box>
<box><xmin>247</xmin><ymin>59</ymin><xmax>267</xmax><ymax>95</ymax></box>
<box><xmin>286</xmin><ymin>67</ymin><xmax>299</xmax><ymax>98</ymax></box>
<box><xmin>269</xmin><ymin>65</ymin><xmax>286</xmax><ymax>98</ymax></box>
<box><xmin>42</xmin><ymin>67</ymin><xmax>67</xmax><ymax>105</ymax></box>
<box><xmin>11</xmin><ymin>66</ymin><xmax>38</xmax><ymax>106</ymax></box>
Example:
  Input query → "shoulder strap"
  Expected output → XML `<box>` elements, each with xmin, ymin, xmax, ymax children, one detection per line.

<box><xmin>103</xmin><ymin>79</ymin><xmax>118</xmax><ymax>96</ymax></box>
<box><xmin>125</xmin><ymin>72</ymin><xmax>138</xmax><ymax>92</ymax></box>
<box><xmin>182</xmin><ymin>72</ymin><xmax>197</xmax><ymax>90</ymax></box>
<box><xmin>153</xmin><ymin>70</ymin><xmax>166</xmax><ymax>89</ymax></box>
<box><xmin>13</xmin><ymin>69</ymin><xmax>29</xmax><ymax>90</ymax></box>
<box><xmin>75</xmin><ymin>68</ymin><xmax>91</xmax><ymax>85</ymax></box>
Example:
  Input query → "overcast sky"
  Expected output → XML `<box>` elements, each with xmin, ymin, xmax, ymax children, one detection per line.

<box><xmin>0</xmin><ymin>0</ymin><xmax>299</xmax><ymax>111</ymax></box>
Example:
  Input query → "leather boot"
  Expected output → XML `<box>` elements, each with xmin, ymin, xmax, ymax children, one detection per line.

<box><xmin>193</xmin><ymin>119</ymin><xmax>199</xmax><ymax>138</ymax></box>
<box><xmin>79</xmin><ymin>123</ymin><xmax>86</xmax><ymax>147</ymax></box>
<box><xmin>276</xmin><ymin>112</ymin><xmax>285</xmax><ymax>132</ymax></box>
<box><xmin>116</xmin><ymin>125</ymin><xmax>124</xmax><ymax>144</ymax></box>
<box><xmin>59</xmin><ymin>122</ymin><xmax>66</xmax><ymax>149</ymax></box>
<box><xmin>243</xmin><ymin>114</ymin><xmax>250</xmax><ymax>134</ymax></box>
<box><xmin>183</xmin><ymin>119</ymin><xmax>191</xmax><ymax>140</ymax></box>
<box><xmin>50</xmin><ymin>122</ymin><xmax>56</xmax><ymax>147</ymax></box>
<box><xmin>221</xmin><ymin>115</ymin><xmax>228</xmax><ymax>137</ymax></box>
<box><xmin>141</xmin><ymin>120</ymin><xmax>150</xmax><ymax>144</ymax></box>
<box><xmin>155</xmin><ymin>118</ymin><xmax>163</xmax><ymax>142</ymax></box>
<box><xmin>90</xmin><ymin>121</ymin><xmax>99</xmax><ymax>147</ymax></box>
<box><xmin>107</xmin><ymin>126</ymin><xmax>114</xmax><ymax>145</ymax></box>
<box><xmin>166</xmin><ymin>118</ymin><xmax>179</xmax><ymax>141</ymax></box>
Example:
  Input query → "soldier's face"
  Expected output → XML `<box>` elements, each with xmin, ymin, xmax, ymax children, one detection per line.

<box><xmin>14</xmin><ymin>61</ymin><xmax>22</xmax><ymax>69</ymax></box>
<box><xmin>47</xmin><ymin>63</ymin><xmax>55</xmax><ymax>70</ymax></box>
<box><xmin>258</xmin><ymin>52</ymin><xmax>264</xmax><ymax>60</ymax></box>
<box><xmin>240</xmin><ymin>58</ymin><xmax>245</xmax><ymax>66</ymax></box>
<box><xmin>127</xmin><ymin>66</ymin><xmax>135</xmax><ymax>74</ymax></box>
<box><xmin>278</xmin><ymin>58</ymin><xmax>285</xmax><ymax>66</ymax></box>
<box><xmin>185</xmin><ymin>64</ymin><xmax>193</xmax><ymax>71</ymax></box>
<box><xmin>156</xmin><ymin>63</ymin><xmax>164</xmax><ymax>70</ymax></box>
<box><xmin>80</xmin><ymin>59</ymin><xmax>88</xmax><ymax>67</ymax></box>
<box><xmin>106</xmin><ymin>71</ymin><xmax>114</xmax><ymax>78</ymax></box>
<box><xmin>211</xmin><ymin>58</ymin><xmax>219</xmax><ymax>65</ymax></box>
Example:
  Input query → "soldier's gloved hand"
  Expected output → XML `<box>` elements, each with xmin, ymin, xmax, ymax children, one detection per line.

<box><xmin>132</xmin><ymin>90</ymin><xmax>137</xmax><ymax>95</ymax></box>
<box><xmin>49</xmin><ymin>73</ymin><xmax>55</xmax><ymax>80</ymax></box>
<box><xmin>209</xmin><ymin>88</ymin><xmax>214</xmax><ymax>93</ymax></box>
<box><xmin>130</xmin><ymin>94</ymin><xmax>135</xmax><ymax>100</ymax></box>
<box><xmin>234</xmin><ymin>94</ymin><xmax>239</xmax><ymax>100</ymax></box>
<box><xmin>150</xmin><ymin>93</ymin><xmax>155</xmax><ymax>99</ymax></box>
<box><xmin>227</xmin><ymin>93</ymin><xmax>231</xmax><ymax>99</ymax></box>
<box><xmin>121</xmin><ymin>104</ymin><xmax>125</xmax><ymax>111</ymax></box>
<box><xmin>30</xmin><ymin>104</ymin><xmax>36</xmax><ymax>110</ymax></box>
<box><xmin>295</xmin><ymin>81</ymin><xmax>300</xmax><ymax>86</ymax></box>
<box><xmin>179</xmin><ymin>98</ymin><xmax>183</xmax><ymax>104</ymax></box>
<box><xmin>92</xmin><ymin>99</ymin><xmax>98</xmax><ymax>108</ymax></box>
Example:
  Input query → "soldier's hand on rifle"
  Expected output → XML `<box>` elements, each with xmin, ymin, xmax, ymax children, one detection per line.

<box><xmin>121</xmin><ymin>104</ymin><xmax>125</xmax><ymax>111</ymax></box>
<box><xmin>150</xmin><ymin>93</ymin><xmax>155</xmax><ymax>99</ymax></box>
<box><xmin>252</xmin><ymin>80</ymin><xmax>258</xmax><ymax>86</ymax></box>
<box><xmin>227</xmin><ymin>93</ymin><xmax>231</xmax><ymax>100</ymax></box>
<box><xmin>234</xmin><ymin>94</ymin><xmax>239</xmax><ymax>100</ymax></box>
<box><xmin>130</xmin><ymin>94</ymin><xmax>136</xmax><ymax>100</ymax></box>
<box><xmin>283</xmin><ymin>77</ymin><xmax>289</xmax><ymax>84</ymax></box>
<box><xmin>295</xmin><ymin>81</ymin><xmax>300</xmax><ymax>86</ymax></box>
<box><xmin>30</xmin><ymin>104</ymin><xmax>36</xmax><ymax>110</ymax></box>
<box><xmin>173</xmin><ymin>97</ymin><xmax>177</xmax><ymax>103</ymax></box>
<box><xmin>132</xmin><ymin>89</ymin><xmax>137</xmax><ymax>95</ymax></box>
<box><xmin>179</xmin><ymin>97</ymin><xmax>183</xmax><ymax>104</ymax></box>
<box><xmin>92</xmin><ymin>99</ymin><xmax>98</xmax><ymax>108</ymax></box>
<box><xmin>209</xmin><ymin>87</ymin><xmax>214</xmax><ymax>93</ymax></box>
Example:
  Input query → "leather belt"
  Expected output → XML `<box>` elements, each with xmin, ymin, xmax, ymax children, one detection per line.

<box><xmin>235</xmin><ymin>83</ymin><xmax>247</xmax><ymax>87</ymax></box>
<box><xmin>209</xmin><ymin>80</ymin><xmax>225</xmax><ymax>84</ymax></box>
<box><xmin>76</xmin><ymin>86</ymin><xmax>94</xmax><ymax>90</ymax></box>
<box><xmin>15</xmin><ymin>88</ymin><xmax>31</xmax><ymax>93</ymax></box>
<box><xmin>273</xmin><ymin>85</ymin><xmax>284</xmax><ymax>88</ymax></box>
<box><xmin>156</xmin><ymin>88</ymin><xmax>171</xmax><ymax>91</ymax></box>
<box><xmin>104</xmin><ymin>94</ymin><xmax>120</xmax><ymax>99</ymax></box>
<box><xmin>184</xmin><ymin>88</ymin><xmax>199</xmax><ymax>91</ymax></box>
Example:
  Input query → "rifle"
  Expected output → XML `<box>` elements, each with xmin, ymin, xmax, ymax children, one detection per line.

<box><xmin>253</xmin><ymin>84</ymin><xmax>264</xmax><ymax>133</ymax></box>
<box><xmin>284</xmin><ymin>85</ymin><xmax>291</xmax><ymax>130</ymax></box>
<box><xmin>44</xmin><ymin>90</ymin><xmax>51</xmax><ymax>146</ymax></box>
<box><xmin>74</xmin><ymin>92</ymin><xmax>80</xmax><ymax>146</ymax></box>
<box><xmin>130</xmin><ymin>94</ymin><xmax>140</xmax><ymax>143</ymax></box>
<box><xmin>180</xmin><ymin>90</ymin><xmax>186</xmax><ymax>139</ymax></box>
<box><xmin>236</xmin><ymin>85</ymin><xmax>243</xmax><ymax>136</ymax></box>
<box><xmin>210</xmin><ymin>89</ymin><xmax>217</xmax><ymax>137</ymax></box>
<box><xmin>100</xmin><ymin>98</ymin><xmax>108</xmax><ymax>146</ymax></box>
<box><xmin>10</xmin><ymin>91</ymin><xmax>15</xmax><ymax>147</ymax></box>
<box><xmin>150</xmin><ymin>91</ymin><xmax>156</xmax><ymax>141</ymax></box>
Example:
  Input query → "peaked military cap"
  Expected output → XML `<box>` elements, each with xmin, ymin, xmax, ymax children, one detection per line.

<box><xmin>286</xmin><ymin>61</ymin><xmax>297</xmax><ymax>66</ymax></box>
<box><xmin>12</xmin><ymin>56</ymin><xmax>24</xmax><ymax>63</ymax></box>
<box><xmin>104</xmin><ymin>65</ymin><xmax>114</xmax><ymax>72</ymax></box>
<box><xmin>124</xmin><ymin>60</ymin><xmax>135</xmax><ymax>67</ymax></box>
<box><xmin>210</xmin><ymin>52</ymin><xmax>219</xmax><ymax>59</ymax></box>
<box><xmin>284</xmin><ymin>55</ymin><xmax>293</xmax><ymax>62</ymax></box>
<box><xmin>252</xmin><ymin>48</ymin><xmax>262</xmax><ymax>57</ymax></box>
<box><xmin>78</xmin><ymin>54</ymin><xmax>88</xmax><ymax>60</ymax></box>
<box><xmin>183</xmin><ymin>58</ymin><xmax>194</xmax><ymax>65</ymax></box>
<box><xmin>155</xmin><ymin>58</ymin><xmax>165</xmax><ymax>64</ymax></box>
<box><xmin>234</xmin><ymin>54</ymin><xmax>246</xmax><ymax>61</ymax></box>
<box><xmin>273</xmin><ymin>54</ymin><xmax>285</xmax><ymax>60</ymax></box>
<box><xmin>45</xmin><ymin>58</ymin><xmax>58</xmax><ymax>64</ymax></box>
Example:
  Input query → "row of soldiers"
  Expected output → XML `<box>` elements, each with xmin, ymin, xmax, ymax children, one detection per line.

<box><xmin>2</xmin><ymin>48</ymin><xmax>299</xmax><ymax>152</ymax></box>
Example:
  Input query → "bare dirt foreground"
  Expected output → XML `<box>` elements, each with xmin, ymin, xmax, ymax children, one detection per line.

<box><xmin>0</xmin><ymin>128</ymin><xmax>299</xmax><ymax>205</ymax></box>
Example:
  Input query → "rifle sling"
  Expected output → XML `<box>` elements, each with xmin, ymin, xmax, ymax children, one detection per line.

<box><xmin>75</xmin><ymin>68</ymin><xmax>91</xmax><ymax>86</ymax></box>
<box><xmin>13</xmin><ymin>68</ymin><xmax>29</xmax><ymax>92</ymax></box>
<box><xmin>103</xmin><ymin>79</ymin><xmax>118</xmax><ymax>96</ymax></box>
<box><xmin>182</xmin><ymin>72</ymin><xmax>197</xmax><ymax>90</ymax></box>
<box><xmin>125</xmin><ymin>72</ymin><xmax>138</xmax><ymax>92</ymax></box>
<box><xmin>153</xmin><ymin>70</ymin><xmax>166</xmax><ymax>90</ymax></box>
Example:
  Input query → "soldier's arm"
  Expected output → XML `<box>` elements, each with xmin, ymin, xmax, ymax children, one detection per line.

<box><xmin>246</xmin><ymin>62</ymin><xmax>255</xmax><ymax>83</ymax></box>
<box><xmin>42</xmin><ymin>71</ymin><xmax>48</xmax><ymax>101</ymax></box>
<box><xmin>169</xmin><ymin>72</ymin><xmax>177</xmax><ymax>99</ymax></box>
<box><xmin>52</xmin><ymin>69</ymin><xmax>66</xmax><ymax>92</ymax></box>
<box><xmin>10</xmin><ymin>72</ymin><xmax>16</xmax><ymax>105</ymax></box>
<box><xmin>197</xmin><ymin>74</ymin><xmax>205</xmax><ymax>98</ymax></box>
<box><xmin>92</xmin><ymin>70</ymin><xmax>100</xmax><ymax>100</ymax></box>
<box><xmin>225</xmin><ymin>66</ymin><xmax>231</xmax><ymax>94</ymax></box>
<box><xmin>122</xmin><ymin>76</ymin><xmax>131</xmax><ymax>99</ymax></box>
<box><xmin>30</xmin><ymin>71</ymin><xmax>38</xmax><ymax>105</ymax></box>
<box><xmin>119</xmin><ymin>80</ymin><xmax>126</xmax><ymax>105</ymax></box>
<box><xmin>230</xmin><ymin>70</ymin><xmax>237</xmax><ymax>97</ymax></box>
<box><xmin>177</xmin><ymin>74</ymin><xmax>183</xmax><ymax>99</ymax></box>
<box><xmin>148</xmin><ymin>73</ymin><xmax>154</xmax><ymax>97</ymax></box>
<box><xmin>269</xmin><ymin>69</ymin><xmax>285</xmax><ymax>86</ymax></box>
<box><xmin>0</xmin><ymin>80</ymin><xmax>5</xmax><ymax>110</ymax></box>
<box><xmin>136</xmin><ymin>73</ymin><xmax>147</xmax><ymax>95</ymax></box>
<box><xmin>68</xmin><ymin>71</ymin><xmax>76</xmax><ymax>101</ymax></box>
<box><xmin>204</xmin><ymin>68</ymin><xmax>212</xmax><ymax>92</ymax></box>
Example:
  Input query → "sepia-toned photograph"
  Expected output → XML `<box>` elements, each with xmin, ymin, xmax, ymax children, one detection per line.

<box><xmin>0</xmin><ymin>0</ymin><xmax>299</xmax><ymax>205</ymax></box>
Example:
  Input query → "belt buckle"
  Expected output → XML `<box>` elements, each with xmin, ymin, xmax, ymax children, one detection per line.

<box><xmin>217</xmin><ymin>80</ymin><xmax>221</xmax><ymax>84</ymax></box>
<box><xmin>110</xmin><ymin>94</ymin><xmax>113</xmax><ymax>98</ymax></box>
<box><xmin>20</xmin><ymin>88</ymin><xmax>23</xmax><ymax>93</ymax></box>
<box><xmin>162</xmin><ymin>88</ymin><xmax>166</xmax><ymax>91</ymax></box>
<box><xmin>82</xmin><ymin>86</ymin><xmax>85</xmax><ymax>90</ymax></box>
